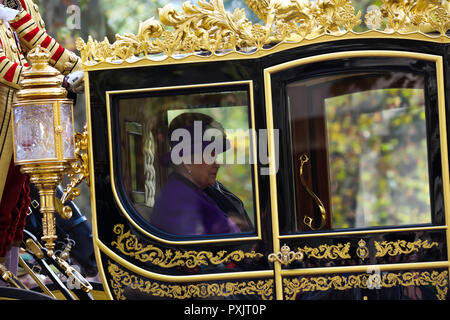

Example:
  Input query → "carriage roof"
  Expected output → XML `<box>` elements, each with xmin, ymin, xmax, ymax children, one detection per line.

<box><xmin>76</xmin><ymin>0</ymin><xmax>450</xmax><ymax>71</ymax></box>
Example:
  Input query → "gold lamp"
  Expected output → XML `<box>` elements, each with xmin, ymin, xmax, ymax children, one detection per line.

<box><xmin>12</xmin><ymin>46</ymin><xmax>76</xmax><ymax>256</ymax></box>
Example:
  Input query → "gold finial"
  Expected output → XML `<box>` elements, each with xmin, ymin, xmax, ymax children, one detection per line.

<box><xmin>27</xmin><ymin>46</ymin><xmax>51</xmax><ymax>66</ymax></box>
<box><xmin>16</xmin><ymin>46</ymin><xmax>67</xmax><ymax>100</ymax></box>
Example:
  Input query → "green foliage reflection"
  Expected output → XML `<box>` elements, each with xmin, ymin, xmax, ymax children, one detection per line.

<box><xmin>325</xmin><ymin>88</ymin><xmax>431</xmax><ymax>228</ymax></box>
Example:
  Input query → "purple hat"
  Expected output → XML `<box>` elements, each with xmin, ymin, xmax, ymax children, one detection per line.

<box><xmin>160</xmin><ymin>112</ymin><xmax>230</xmax><ymax>166</ymax></box>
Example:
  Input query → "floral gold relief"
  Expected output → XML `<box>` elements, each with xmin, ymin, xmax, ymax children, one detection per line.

<box><xmin>372</xmin><ymin>0</ymin><xmax>450</xmax><ymax>34</ymax></box>
<box><xmin>107</xmin><ymin>261</ymin><xmax>274</xmax><ymax>300</ymax></box>
<box><xmin>283</xmin><ymin>270</ymin><xmax>449</xmax><ymax>300</ymax></box>
<box><xmin>76</xmin><ymin>0</ymin><xmax>450</xmax><ymax>65</ymax></box>
<box><xmin>111</xmin><ymin>224</ymin><xmax>264</xmax><ymax>268</ymax></box>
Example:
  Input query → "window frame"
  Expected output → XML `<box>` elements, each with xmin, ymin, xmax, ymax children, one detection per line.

<box><xmin>263</xmin><ymin>50</ymin><xmax>450</xmax><ymax>239</ymax></box>
<box><xmin>105</xmin><ymin>80</ymin><xmax>263</xmax><ymax>244</ymax></box>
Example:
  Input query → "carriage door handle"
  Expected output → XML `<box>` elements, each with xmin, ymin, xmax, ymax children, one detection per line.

<box><xmin>268</xmin><ymin>244</ymin><xmax>304</xmax><ymax>265</ymax></box>
<box><xmin>299</xmin><ymin>154</ymin><xmax>327</xmax><ymax>230</ymax></box>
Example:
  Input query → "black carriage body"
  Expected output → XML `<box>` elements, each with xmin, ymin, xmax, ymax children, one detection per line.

<box><xmin>86</xmin><ymin>37</ymin><xmax>450</xmax><ymax>300</ymax></box>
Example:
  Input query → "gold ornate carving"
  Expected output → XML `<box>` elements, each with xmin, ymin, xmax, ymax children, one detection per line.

<box><xmin>107</xmin><ymin>261</ymin><xmax>273</xmax><ymax>300</ymax></box>
<box><xmin>76</xmin><ymin>0</ymin><xmax>449</xmax><ymax>65</ymax></box>
<box><xmin>298</xmin><ymin>243</ymin><xmax>351</xmax><ymax>260</ymax></box>
<box><xmin>374</xmin><ymin>239</ymin><xmax>439</xmax><ymax>258</ymax></box>
<box><xmin>367</xmin><ymin>0</ymin><xmax>450</xmax><ymax>34</ymax></box>
<box><xmin>283</xmin><ymin>270</ymin><xmax>448</xmax><ymax>300</ymax></box>
<box><xmin>268</xmin><ymin>244</ymin><xmax>304</xmax><ymax>265</ymax></box>
<box><xmin>111</xmin><ymin>224</ymin><xmax>264</xmax><ymax>268</ymax></box>
<box><xmin>61</xmin><ymin>125</ymin><xmax>90</xmax><ymax>217</ymax></box>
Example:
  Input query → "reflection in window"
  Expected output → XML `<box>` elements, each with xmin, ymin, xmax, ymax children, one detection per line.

<box><xmin>125</xmin><ymin>122</ymin><xmax>145</xmax><ymax>203</ymax></box>
<box><xmin>325</xmin><ymin>88</ymin><xmax>430</xmax><ymax>228</ymax></box>
<box><xmin>287</xmin><ymin>72</ymin><xmax>431</xmax><ymax>231</ymax></box>
<box><xmin>117</xmin><ymin>89</ymin><xmax>256</xmax><ymax>237</ymax></box>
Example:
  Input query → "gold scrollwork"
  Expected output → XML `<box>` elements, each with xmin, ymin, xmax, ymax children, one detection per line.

<box><xmin>283</xmin><ymin>270</ymin><xmax>449</xmax><ymax>300</ymax></box>
<box><xmin>60</xmin><ymin>125</ymin><xmax>90</xmax><ymax>218</ymax></box>
<box><xmin>107</xmin><ymin>261</ymin><xmax>274</xmax><ymax>300</ymax></box>
<box><xmin>76</xmin><ymin>0</ymin><xmax>449</xmax><ymax>65</ymax></box>
<box><xmin>298</xmin><ymin>243</ymin><xmax>351</xmax><ymax>260</ymax></box>
<box><xmin>374</xmin><ymin>239</ymin><xmax>439</xmax><ymax>258</ymax></box>
<box><xmin>111</xmin><ymin>224</ymin><xmax>264</xmax><ymax>268</ymax></box>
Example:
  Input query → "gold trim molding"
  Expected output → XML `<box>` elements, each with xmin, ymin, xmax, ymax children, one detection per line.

<box><xmin>283</xmin><ymin>270</ymin><xmax>449</xmax><ymax>300</ymax></box>
<box><xmin>375</xmin><ymin>239</ymin><xmax>439</xmax><ymax>258</ymax></box>
<box><xmin>76</xmin><ymin>0</ymin><xmax>450</xmax><ymax>66</ymax></box>
<box><xmin>107</xmin><ymin>261</ymin><xmax>273</xmax><ymax>300</ymax></box>
<box><xmin>111</xmin><ymin>224</ymin><xmax>264</xmax><ymax>268</ymax></box>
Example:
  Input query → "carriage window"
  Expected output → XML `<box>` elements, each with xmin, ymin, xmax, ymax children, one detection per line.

<box><xmin>116</xmin><ymin>89</ymin><xmax>256</xmax><ymax>237</ymax></box>
<box><xmin>287</xmin><ymin>72</ymin><xmax>431</xmax><ymax>231</ymax></box>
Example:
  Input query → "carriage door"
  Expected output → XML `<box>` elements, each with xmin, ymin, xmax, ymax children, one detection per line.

<box><xmin>265</xmin><ymin>51</ymin><xmax>450</xmax><ymax>300</ymax></box>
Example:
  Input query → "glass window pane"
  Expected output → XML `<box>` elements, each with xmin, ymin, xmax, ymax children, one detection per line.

<box><xmin>325</xmin><ymin>88</ymin><xmax>430</xmax><ymax>228</ymax></box>
<box><xmin>287</xmin><ymin>72</ymin><xmax>431</xmax><ymax>232</ymax></box>
<box><xmin>116</xmin><ymin>89</ymin><xmax>256</xmax><ymax>237</ymax></box>
<box><xmin>14</xmin><ymin>104</ymin><xmax>56</xmax><ymax>161</ymax></box>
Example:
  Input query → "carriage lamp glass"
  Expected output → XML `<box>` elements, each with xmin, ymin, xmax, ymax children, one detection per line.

<box><xmin>12</xmin><ymin>46</ymin><xmax>75</xmax><ymax>256</ymax></box>
<box><xmin>14</xmin><ymin>102</ymin><xmax>75</xmax><ymax>162</ymax></box>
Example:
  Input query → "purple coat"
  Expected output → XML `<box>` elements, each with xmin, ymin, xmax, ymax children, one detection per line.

<box><xmin>150</xmin><ymin>173</ymin><xmax>240</xmax><ymax>235</ymax></box>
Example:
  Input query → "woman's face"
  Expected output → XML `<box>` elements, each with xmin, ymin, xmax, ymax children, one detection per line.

<box><xmin>184</xmin><ymin>153</ymin><xmax>220</xmax><ymax>189</ymax></box>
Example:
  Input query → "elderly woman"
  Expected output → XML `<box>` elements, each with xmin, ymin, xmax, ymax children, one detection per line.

<box><xmin>150</xmin><ymin>112</ymin><xmax>253</xmax><ymax>236</ymax></box>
